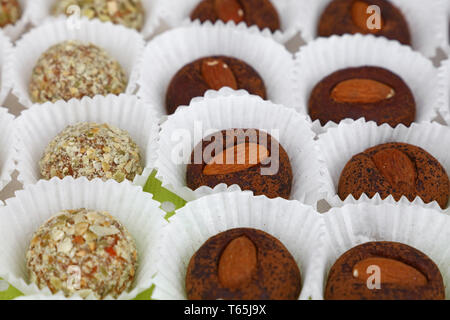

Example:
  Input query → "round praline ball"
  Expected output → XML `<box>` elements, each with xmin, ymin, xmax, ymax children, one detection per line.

<box><xmin>39</xmin><ymin>122</ymin><xmax>143</xmax><ymax>183</ymax></box>
<box><xmin>26</xmin><ymin>209</ymin><xmax>138</xmax><ymax>299</ymax></box>
<box><xmin>29</xmin><ymin>40</ymin><xmax>127</xmax><ymax>103</ymax></box>
<box><xmin>52</xmin><ymin>0</ymin><xmax>145</xmax><ymax>31</ymax></box>
<box><xmin>0</xmin><ymin>0</ymin><xmax>21</xmax><ymax>27</ymax></box>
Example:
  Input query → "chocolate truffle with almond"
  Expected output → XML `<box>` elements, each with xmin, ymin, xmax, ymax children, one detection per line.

<box><xmin>26</xmin><ymin>208</ymin><xmax>138</xmax><ymax>299</ymax></box>
<box><xmin>166</xmin><ymin>56</ymin><xmax>266</xmax><ymax>114</ymax></box>
<box><xmin>186</xmin><ymin>128</ymin><xmax>292</xmax><ymax>199</ymax></box>
<box><xmin>318</xmin><ymin>0</ymin><xmax>411</xmax><ymax>45</ymax></box>
<box><xmin>325</xmin><ymin>241</ymin><xmax>445</xmax><ymax>300</ymax></box>
<box><xmin>308</xmin><ymin>66</ymin><xmax>416</xmax><ymax>127</ymax></box>
<box><xmin>190</xmin><ymin>0</ymin><xmax>280</xmax><ymax>32</ymax></box>
<box><xmin>186</xmin><ymin>228</ymin><xmax>301</xmax><ymax>300</ymax></box>
<box><xmin>338</xmin><ymin>142</ymin><xmax>450</xmax><ymax>208</ymax></box>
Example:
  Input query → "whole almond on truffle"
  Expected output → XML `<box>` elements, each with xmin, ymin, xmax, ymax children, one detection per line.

<box><xmin>201</xmin><ymin>58</ymin><xmax>238</xmax><ymax>91</ymax></box>
<box><xmin>331</xmin><ymin>78</ymin><xmax>395</xmax><ymax>104</ymax></box>
<box><xmin>218</xmin><ymin>235</ymin><xmax>258</xmax><ymax>289</ymax></box>
<box><xmin>214</xmin><ymin>0</ymin><xmax>245</xmax><ymax>23</ymax></box>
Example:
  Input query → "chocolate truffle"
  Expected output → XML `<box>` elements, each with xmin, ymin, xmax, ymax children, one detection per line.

<box><xmin>186</xmin><ymin>228</ymin><xmax>301</xmax><ymax>300</ymax></box>
<box><xmin>338</xmin><ymin>142</ymin><xmax>450</xmax><ymax>208</ymax></box>
<box><xmin>308</xmin><ymin>66</ymin><xmax>416</xmax><ymax>127</ymax></box>
<box><xmin>325</xmin><ymin>241</ymin><xmax>445</xmax><ymax>300</ymax></box>
<box><xmin>26</xmin><ymin>209</ymin><xmax>138</xmax><ymax>299</ymax></box>
<box><xmin>186</xmin><ymin>128</ymin><xmax>292</xmax><ymax>199</ymax></box>
<box><xmin>166</xmin><ymin>56</ymin><xmax>266</xmax><ymax>114</ymax></box>
<box><xmin>318</xmin><ymin>0</ymin><xmax>411</xmax><ymax>45</ymax></box>
<box><xmin>0</xmin><ymin>0</ymin><xmax>21</xmax><ymax>27</ymax></box>
<box><xmin>52</xmin><ymin>0</ymin><xmax>145</xmax><ymax>30</ymax></box>
<box><xmin>39</xmin><ymin>122</ymin><xmax>143</xmax><ymax>183</ymax></box>
<box><xmin>29</xmin><ymin>40</ymin><xmax>127</xmax><ymax>103</ymax></box>
<box><xmin>190</xmin><ymin>0</ymin><xmax>280</xmax><ymax>32</ymax></box>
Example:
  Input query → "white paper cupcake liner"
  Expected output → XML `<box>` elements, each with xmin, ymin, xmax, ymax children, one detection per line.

<box><xmin>8</xmin><ymin>17</ymin><xmax>145</xmax><ymax>108</ymax></box>
<box><xmin>29</xmin><ymin>0</ymin><xmax>164</xmax><ymax>40</ymax></box>
<box><xmin>1</xmin><ymin>0</ymin><xmax>32</xmax><ymax>41</ymax></box>
<box><xmin>437</xmin><ymin>59</ymin><xmax>450</xmax><ymax>125</ymax></box>
<box><xmin>294</xmin><ymin>34</ymin><xmax>440</xmax><ymax>133</ymax></box>
<box><xmin>136</xmin><ymin>24</ymin><xmax>295</xmax><ymax>117</ymax></box>
<box><xmin>317</xmin><ymin>119</ymin><xmax>450</xmax><ymax>210</ymax></box>
<box><xmin>0</xmin><ymin>177</ymin><xmax>167</xmax><ymax>300</ymax></box>
<box><xmin>152</xmin><ymin>191</ymin><xmax>326</xmax><ymax>300</ymax></box>
<box><xmin>322</xmin><ymin>203</ymin><xmax>450</xmax><ymax>299</ymax></box>
<box><xmin>0</xmin><ymin>30</ymin><xmax>12</xmax><ymax>106</ymax></box>
<box><xmin>160</xmin><ymin>0</ymin><xmax>300</xmax><ymax>43</ymax></box>
<box><xmin>15</xmin><ymin>94</ymin><xmax>160</xmax><ymax>186</ymax></box>
<box><xmin>295</xmin><ymin>0</ymin><xmax>448</xmax><ymax>58</ymax></box>
<box><xmin>0</xmin><ymin>107</ymin><xmax>16</xmax><ymax>196</ymax></box>
<box><xmin>136</xmin><ymin>89</ymin><xmax>325</xmax><ymax>208</ymax></box>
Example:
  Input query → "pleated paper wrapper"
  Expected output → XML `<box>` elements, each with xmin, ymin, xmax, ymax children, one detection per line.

<box><xmin>152</xmin><ymin>191</ymin><xmax>326</xmax><ymax>300</ymax></box>
<box><xmin>0</xmin><ymin>177</ymin><xmax>168</xmax><ymax>299</ymax></box>
<box><xmin>294</xmin><ymin>34</ymin><xmax>440</xmax><ymax>133</ymax></box>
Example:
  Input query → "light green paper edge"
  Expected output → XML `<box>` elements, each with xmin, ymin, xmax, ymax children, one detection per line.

<box><xmin>0</xmin><ymin>171</ymin><xmax>187</xmax><ymax>300</ymax></box>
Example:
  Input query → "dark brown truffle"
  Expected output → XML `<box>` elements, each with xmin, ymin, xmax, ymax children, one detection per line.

<box><xmin>308</xmin><ymin>66</ymin><xmax>416</xmax><ymax>127</ymax></box>
<box><xmin>186</xmin><ymin>128</ymin><xmax>292</xmax><ymax>199</ymax></box>
<box><xmin>186</xmin><ymin>228</ymin><xmax>301</xmax><ymax>300</ymax></box>
<box><xmin>325</xmin><ymin>241</ymin><xmax>445</xmax><ymax>300</ymax></box>
<box><xmin>166</xmin><ymin>56</ymin><xmax>266</xmax><ymax>114</ymax></box>
<box><xmin>318</xmin><ymin>0</ymin><xmax>411</xmax><ymax>45</ymax></box>
<box><xmin>338</xmin><ymin>142</ymin><xmax>450</xmax><ymax>208</ymax></box>
<box><xmin>190</xmin><ymin>0</ymin><xmax>280</xmax><ymax>32</ymax></box>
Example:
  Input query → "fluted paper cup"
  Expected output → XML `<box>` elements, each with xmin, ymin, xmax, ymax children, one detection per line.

<box><xmin>0</xmin><ymin>107</ymin><xmax>16</xmax><ymax>196</ymax></box>
<box><xmin>15</xmin><ymin>94</ymin><xmax>160</xmax><ymax>186</ymax></box>
<box><xmin>0</xmin><ymin>177</ymin><xmax>167</xmax><ymax>300</ymax></box>
<box><xmin>321</xmin><ymin>203</ymin><xmax>450</xmax><ymax>299</ymax></box>
<box><xmin>29</xmin><ymin>0</ymin><xmax>164</xmax><ymax>39</ymax></box>
<box><xmin>136</xmin><ymin>24</ymin><xmax>295</xmax><ymax>117</ymax></box>
<box><xmin>295</xmin><ymin>0</ymin><xmax>448</xmax><ymax>58</ymax></box>
<box><xmin>437</xmin><ymin>59</ymin><xmax>450</xmax><ymax>125</ymax></box>
<box><xmin>160</xmin><ymin>0</ymin><xmax>300</xmax><ymax>44</ymax></box>
<box><xmin>0</xmin><ymin>31</ymin><xmax>12</xmax><ymax>106</ymax></box>
<box><xmin>8</xmin><ymin>17</ymin><xmax>145</xmax><ymax>108</ymax></box>
<box><xmin>294</xmin><ymin>34</ymin><xmax>440</xmax><ymax>132</ymax></box>
<box><xmin>152</xmin><ymin>191</ymin><xmax>326</xmax><ymax>300</ymax></box>
<box><xmin>317</xmin><ymin>119</ymin><xmax>450</xmax><ymax>210</ymax></box>
<box><xmin>135</xmin><ymin>89</ymin><xmax>325</xmax><ymax>208</ymax></box>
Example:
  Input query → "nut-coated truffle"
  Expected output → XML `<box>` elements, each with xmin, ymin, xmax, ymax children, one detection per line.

<box><xmin>29</xmin><ymin>40</ymin><xmax>127</xmax><ymax>103</ymax></box>
<box><xmin>0</xmin><ymin>0</ymin><xmax>21</xmax><ymax>27</ymax></box>
<box><xmin>52</xmin><ymin>0</ymin><xmax>145</xmax><ymax>30</ymax></box>
<box><xmin>40</xmin><ymin>122</ymin><xmax>143</xmax><ymax>183</ymax></box>
<box><xmin>26</xmin><ymin>208</ymin><xmax>138</xmax><ymax>299</ymax></box>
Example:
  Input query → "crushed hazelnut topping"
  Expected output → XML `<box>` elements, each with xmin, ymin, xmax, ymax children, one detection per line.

<box><xmin>0</xmin><ymin>0</ymin><xmax>21</xmax><ymax>27</ymax></box>
<box><xmin>39</xmin><ymin>122</ymin><xmax>143</xmax><ymax>183</ymax></box>
<box><xmin>29</xmin><ymin>40</ymin><xmax>127</xmax><ymax>103</ymax></box>
<box><xmin>52</xmin><ymin>0</ymin><xmax>145</xmax><ymax>30</ymax></box>
<box><xmin>26</xmin><ymin>209</ymin><xmax>138</xmax><ymax>299</ymax></box>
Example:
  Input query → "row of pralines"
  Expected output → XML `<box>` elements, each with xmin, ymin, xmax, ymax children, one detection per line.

<box><xmin>25</xmin><ymin>208</ymin><xmax>446</xmax><ymax>300</ymax></box>
<box><xmin>35</xmin><ymin>122</ymin><xmax>450</xmax><ymax>209</ymax></box>
<box><xmin>26</xmin><ymin>38</ymin><xmax>418</xmax><ymax>127</ymax></box>
<box><xmin>0</xmin><ymin>0</ymin><xmax>413</xmax><ymax>42</ymax></box>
